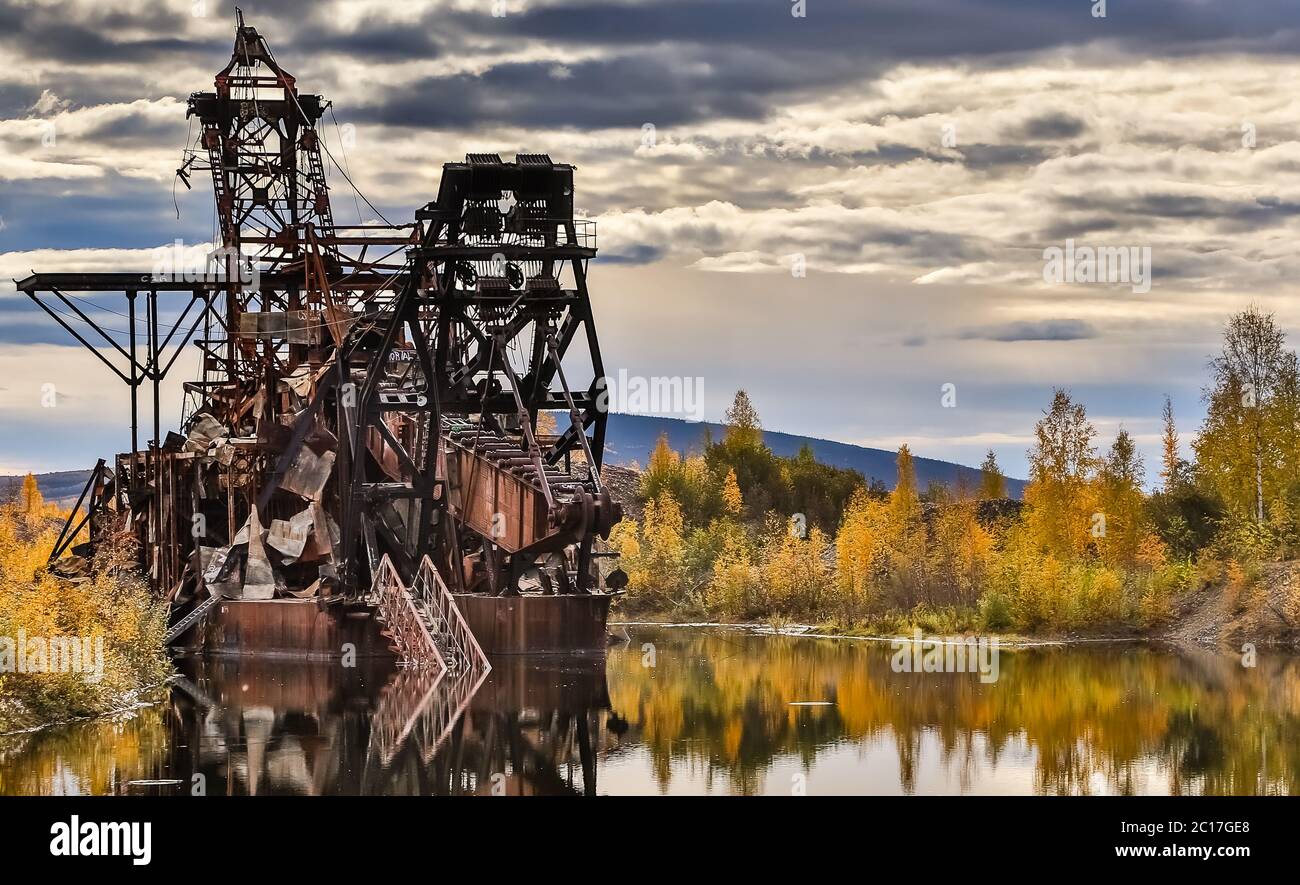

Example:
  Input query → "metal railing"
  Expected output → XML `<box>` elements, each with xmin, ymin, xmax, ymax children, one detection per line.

<box><xmin>163</xmin><ymin>593</ymin><xmax>219</xmax><ymax>645</ymax></box>
<box><xmin>366</xmin><ymin>664</ymin><xmax>490</xmax><ymax>767</ymax></box>
<box><xmin>369</xmin><ymin>555</ymin><xmax>446</xmax><ymax>669</ymax></box>
<box><xmin>411</xmin><ymin>555</ymin><xmax>490</xmax><ymax>675</ymax></box>
<box><xmin>442</xmin><ymin>217</ymin><xmax>597</xmax><ymax>252</ymax></box>
<box><xmin>366</xmin><ymin>666</ymin><xmax>446</xmax><ymax>766</ymax></box>
<box><xmin>365</xmin><ymin>554</ymin><xmax>491</xmax><ymax>765</ymax></box>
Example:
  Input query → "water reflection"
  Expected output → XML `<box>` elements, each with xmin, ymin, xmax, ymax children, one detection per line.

<box><xmin>372</xmin><ymin>656</ymin><xmax>615</xmax><ymax>796</ymax></box>
<box><xmin>1</xmin><ymin>628</ymin><xmax>1298</xmax><ymax>795</ymax></box>
<box><xmin>602</xmin><ymin>630</ymin><xmax>1300</xmax><ymax>795</ymax></box>
<box><xmin>168</xmin><ymin>656</ymin><xmax>393</xmax><ymax>795</ymax></box>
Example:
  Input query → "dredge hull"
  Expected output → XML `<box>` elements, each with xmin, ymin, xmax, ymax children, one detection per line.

<box><xmin>453</xmin><ymin>593</ymin><xmax>612</xmax><ymax>654</ymax></box>
<box><xmin>175</xmin><ymin>599</ymin><xmax>394</xmax><ymax>660</ymax></box>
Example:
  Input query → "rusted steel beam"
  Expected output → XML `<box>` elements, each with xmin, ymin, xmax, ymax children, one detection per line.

<box><xmin>16</xmin><ymin>272</ymin><xmax>401</xmax><ymax>293</ymax></box>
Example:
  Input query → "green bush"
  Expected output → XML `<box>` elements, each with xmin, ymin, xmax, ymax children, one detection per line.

<box><xmin>978</xmin><ymin>590</ymin><xmax>1013</xmax><ymax>630</ymax></box>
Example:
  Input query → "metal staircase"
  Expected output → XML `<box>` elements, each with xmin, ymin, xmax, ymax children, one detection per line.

<box><xmin>410</xmin><ymin>555</ymin><xmax>490</xmax><ymax>673</ymax></box>
<box><xmin>163</xmin><ymin>593</ymin><xmax>219</xmax><ymax>645</ymax></box>
<box><xmin>365</xmin><ymin>555</ymin><xmax>492</xmax><ymax>767</ymax></box>
<box><xmin>365</xmin><ymin>663</ymin><xmax>492</xmax><ymax>769</ymax></box>
<box><xmin>368</xmin><ymin>554</ymin><xmax>446</xmax><ymax>668</ymax></box>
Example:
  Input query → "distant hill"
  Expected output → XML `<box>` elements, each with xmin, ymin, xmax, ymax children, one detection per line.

<box><xmin>0</xmin><ymin>469</ymin><xmax>96</xmax><ymax>507</ymax></box>
<box><xmin>602</xmin><ymin>413</ymin><xmax>1026</xmax><ymax>499</ymax></box>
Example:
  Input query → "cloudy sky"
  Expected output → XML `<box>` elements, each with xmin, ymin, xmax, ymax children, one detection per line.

<box><xmin>4</xmin><ymin>0</ymin><xmax>1300</xmax><ymax>479</ymax></box>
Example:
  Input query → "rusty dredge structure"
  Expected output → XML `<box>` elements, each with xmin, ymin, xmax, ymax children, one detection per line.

<box><xmin>18</xmin><ymin>14</ymin><xmax>625</xmax><ymax>672</ymax></box>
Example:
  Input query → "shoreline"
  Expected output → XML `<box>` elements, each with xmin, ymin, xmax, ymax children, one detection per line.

<box><xmin>611</xmin><ymin>619</ymin><xmax>1145</xmax><ymax>647</ymax></box>
<box><xmin>610</xmin><ymin>618</ymin><xmax>1300</xmax><ymax>651</ymax></box>
<box><xmin>0</xmin><ymin>677</ymin><xmax>172</xmax><ymax>739</ymax></box>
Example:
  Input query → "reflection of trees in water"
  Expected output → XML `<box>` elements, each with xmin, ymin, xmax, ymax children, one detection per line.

<box><xmin>606</xmin><ymin>630</ymin><xmax>1300</xmax><ymax>795</ymax></box>
<box><xmin>5</xmin><ymin>632</ymin><xmax>1300</xmax><ymax>796</ymax></box>
<box><xmin>0</xmin><ymin>696</ymin><xmax>171</xmax><ymax>795</ymax></box>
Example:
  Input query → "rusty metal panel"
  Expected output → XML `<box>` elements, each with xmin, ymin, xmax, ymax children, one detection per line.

<box><xmin>195</xmin><ymin>599</ymin><xmax>396</xmax><ymax>658</ymax></box>
<box><xmin>452</xmin><ymin>593</ymin><xmax>611</xmax><ymax>654</ymax></box>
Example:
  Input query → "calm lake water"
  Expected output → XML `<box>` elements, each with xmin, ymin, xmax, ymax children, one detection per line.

<box><xmin>0</xmin><ymin>627</ymin><xmax>1296</xmax><ymax>795</ymax></box>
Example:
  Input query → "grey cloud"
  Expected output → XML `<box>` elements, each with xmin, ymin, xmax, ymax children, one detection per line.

<box><xmin>1008</xmin><ymin>112</ymin><xmax>1087</xmax><ymax>141</ymax></box>
<box><xmin>601</xmin><ymin>244</ymin><xmax>664</xmax><ymax>265</ymax></box>
<box><xmin>350</xmin><ymin>50</ymin><xmax>797</xmax><ymax>130</ymax></box>
<box><xmin>455</xmin><ymin>0</ymin><xmax>1300</xmax><ymax>60</ymax></box>
<box><xmin>1039</xmin><ymin>215</ymin><xmax>1124</xmax><ymax>241</ymax></box>
<box><xmin>959</xmin><ymin>319</ymin><xmax>1099</xmax><ymax>342</ymax></box>
<box><xmin>0</xmin><ymin>175</ymin><xmax>211</xmax><ymax>251</ymax></box>
<box><xmin>1053</xmin><ymin>189</ymin><xmax>1300</xmax><ymax>230</ymax></box>
<box><xmin>77</xmin><ymin>112</ymin><xmax>188</xmax><ymax>145</ymax></box>
<box><xmin>954</xmin><ymin>143</ymin><xmax>1052</xmax><ymax>170</ymax></box>
<box><xmin>6</xmin><ymin>0</ymin><xmax>1300</xmax><ymax>135</ymax></box>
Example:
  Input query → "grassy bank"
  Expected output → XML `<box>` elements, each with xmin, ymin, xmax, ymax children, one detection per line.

<box><xmin>0</xmin><ymin>480</ymin><xmax>170</xmax><ymax>732</ymax></box>
<box><xmin>612</xmin><ymin>560</ymin><xmax>1298</xmax><ymax>647</ymax></box>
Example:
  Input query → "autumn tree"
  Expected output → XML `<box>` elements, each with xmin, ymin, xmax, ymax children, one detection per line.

<box><xmin>930</xmin><ymin>496</ymin><xmax>994</xmax><ymax>602</ymax></box>
<box><xmin>1096</xmin><ymin>428</ymin><xmax>1146</xmax><ymax>564</ymax></box>
<box><xmin>1264</xmin><ymin>352</ymin><xmax>1300</xmax><ymax>514</ymax></box>
<box><xmin>722</xmin><ymin>468</ymin><xmax>743</xmax><ymax>515</ymax></box>
<box><xmin>708</xmin><ymin>390</ymin><xmax>785</xmax><ymax>514</ymax></box>
<box><xmin>641</xmin><ymin>433</ymin><xmax>683</xmax><ymax>502</ymax></box>
<box><xmin>706</xmin><ymin>530</ymin><xmax>757</xmax><ymax>618</ymax></box>
<box><xmin>979</xmin><ymin>449</ymin><xmax>1007</xmax><ymax>499</ymax></box>
<box><xmin>759</xmin><ymin>526</ymin><xmax>832</xmax><ymax>616</ymax></box>
<box><xmin>1025</xmin><ymin>389</ymin><xmax>1098</xmax><ymax>556</ymax></box>
<box><xmin>640</xmin><ymin>433</ymin><xmax>724</xmax><ymax>526</ymax></box>
<box><xmin>891</xmin><ymin>445</ymin><xmax>921</xmax><ymax>528</ymax></box>
<box><xmin>535</xmin><ymin>410</ymin><xmax>559</xmax><ymax>437</ymax></box>
<box><xmin>1159</xmin><ymin>396</ymin><xmax>1182</xmax><ymax>491</ymax></box>
<box><xmin>835</xmin><ymin>487</ymin><xmax>887</xmax><ymax>601</ymax></box>
<box><xmin>20</xmin><ymin>473</ymin><xmax>43</xmax><ymax>521</ymax></box>
<box><xmin>880</xmin><ymin>445</ymin><xmax>929</xmax><ymax>604</ymax></box>
<box><xmin>1196</xmin><ymin>308</ymin><xmax>1294</xmax><ymax>521</ymax></box>
<box><xmin>723</xmin><ymin>389</ymin><xmax>762</xmax><ymax>450</ymax></box>
<box><xmin>628</xmin><ymin>492</ymin><xmax>687</xmax><ymax>606</ymax></box>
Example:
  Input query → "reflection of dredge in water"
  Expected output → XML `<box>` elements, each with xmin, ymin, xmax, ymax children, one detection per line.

<box><xmin>21</xmin><ymin>12</ymin><xmax>626</xmax><ymax>662</ymax></box>
<box><xmin>169</xmin><ymin>653</ymin><xmax>619</xmax><ymax>796</ymax></box>
<box><xmin>372</xmin><ymin>655</ymin><xmax>624</xmax><ymax>796</ymax></box>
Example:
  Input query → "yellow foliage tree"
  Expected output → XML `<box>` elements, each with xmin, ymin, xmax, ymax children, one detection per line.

<box><xmin>641</xmin><ymin>433</ymin><xmax>682</xmax><ymax>500</ymax></box>
<box><xmin>535</xmin><ymin>409</ymin><xmax>559</xmax><ymax>437</ymax></box>
<box><xmin>930</xmin><ymin>497</ymin><xmax>994</xmax><ymax>602</ymax></box>
<box><xmin>883</xmin><ymin>445</ymin><xmax>929</xmax><ymax>602</ymax></box>
<box><xmin>1195</xmin><ymin>308</ymin><xmax>1299</xmax><ymax>521</ymax></box>
<box><xmin>708</xmin><ymin>532</ymin><xmax>757</xmax><ymax>618</ymax></box>
<box><xmin>20</xmin><ymin>473</ymin><xmax>43</xmax><ymax>521</ymax></box>
<box><xmin>1024</xmin><ymin>389</ymin><xmax>1098</xmax><ymax>557</ymax></box>
<box><xmin>760</xmin><ymin>526</ymin><xmax>831</xmax><ymax>616</ymax></box>
<box><xmin>723</xmin><ymin>389</ymin><xmax>763</xmax><ymax>450</ymax></box>
<box><xmin>608</xmin><ymin>517</ymin><xmax>641</xmax><ymax>562</ymax></box>
<box><xmin>0</xmin><ymin>505</ymin><xmax>169</xmax><ymax>728</ymax></box>
<box><xmin>890</xmin><ymin>445</ymin><xmax>921</xmax><ymax>529</ymax></box>
<box><xmin>1096</xmin><ymin>428</ymin><xmax>1146</xmax><ymax>565</ymax></box>
<box><xmin>835</xmin><ymin>487</ymin><xmax>887</xmax><ymax>600</ymax></box>
<box><xmin>722</xmin><ymin>468</ymin><xmax>743</xmax><ymax>515</ymax></box>
<box><xmin>633</xmin><ymin>492</ymin><xmax>687</xmax><ymax>606</ymax></box>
